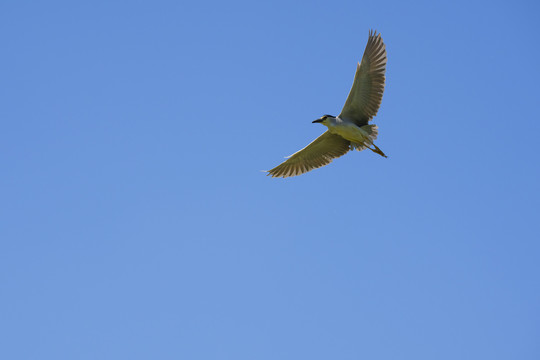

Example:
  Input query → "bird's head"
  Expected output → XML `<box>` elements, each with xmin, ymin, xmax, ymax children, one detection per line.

<box><xmin>312</xmin><ymin>114</ymin><xmax>335</xmax><ymax>126</ymax></box>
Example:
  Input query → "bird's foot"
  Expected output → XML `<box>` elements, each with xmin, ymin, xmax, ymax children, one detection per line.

<box><xmin>369</xmin><ymin>144</ymin><xmax>387</xmax><ymax>158</ymax></box>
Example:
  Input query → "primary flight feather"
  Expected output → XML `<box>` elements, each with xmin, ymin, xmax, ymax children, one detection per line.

<box><xmin>267</xmin><ymin>30</ymin><xmax>387</xmax><ymax>178</ymax></box>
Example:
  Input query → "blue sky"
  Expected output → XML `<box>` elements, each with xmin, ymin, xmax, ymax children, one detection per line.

<box><xmin>1</xmin><ymin>0</ymin><xmax>539</xmax><ymax>359</ymax></box>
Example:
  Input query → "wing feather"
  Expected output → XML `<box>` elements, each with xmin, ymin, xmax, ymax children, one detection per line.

<box><xmin>267</xmin><ymin>131</ymin><xmax>351</xmax><ymax>178</ymax></box>
<box><xmin>339</xmin><ymin>30</ymin><xmax>387</xmax><ymax>126</ymax></box>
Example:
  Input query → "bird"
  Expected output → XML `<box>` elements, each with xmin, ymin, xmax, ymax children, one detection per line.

<box><xmin>266</xmin><ymin>30</ymin><xmax>387</xmax><ymax>178</ymax></box>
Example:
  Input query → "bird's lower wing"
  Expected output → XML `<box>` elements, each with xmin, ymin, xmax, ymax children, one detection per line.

<box><xmin>267</xmin><ymin>131</ymin><xmax>351</xmax><ymax>178</ymax></box>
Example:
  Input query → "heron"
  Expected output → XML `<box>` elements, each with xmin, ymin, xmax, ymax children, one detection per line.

<box><xmin>267</xmin><ymin>30</ymin><xmax>387</xmax><ymax>178</ymax></box>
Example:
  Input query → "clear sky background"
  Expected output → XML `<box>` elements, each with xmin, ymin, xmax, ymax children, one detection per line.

<box><xmin>1</xmin><ymin>0</ymin><xmax>539</xmax><ymax>359</ymax></box>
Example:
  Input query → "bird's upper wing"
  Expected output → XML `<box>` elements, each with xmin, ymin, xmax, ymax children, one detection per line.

<box><xmin>339</xmin><ymin>30</ymin><xmax>387</xmax><ymax>126</ymax></box>
<box><xmin>267</xmin><ymin>131</ymin><xmax>351</xmax><ymax>178</ymax></box>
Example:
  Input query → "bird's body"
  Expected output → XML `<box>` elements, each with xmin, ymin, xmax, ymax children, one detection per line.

<box><xmin>326</xmin><ymin>117</ymin><xmax>372</xmax><ymax>146</ymax></box>
<box><xmin>324</xmin><ymin>117</ymin><xmax>386</xmax><ymax>157</ymax></box>
<box><xmin>267</xmin><ymin>30</ymin><xmax>387</xmax><ymax>178</ymax></box>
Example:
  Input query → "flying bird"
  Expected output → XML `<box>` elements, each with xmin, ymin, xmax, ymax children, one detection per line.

<box><xmin>267</xmin><ymin>30</ymin><xmax>387</xmax><ymax>178</ymax></box>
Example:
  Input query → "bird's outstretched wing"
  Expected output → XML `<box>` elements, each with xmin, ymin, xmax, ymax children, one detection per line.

<box><xmin>267</xmin><ymin>131</ymin><xmax>351</xmax><ymax>178</ymax></box>
<box><xmin>339</xmin><ymin>30</ymin><xmax>387</xmax><ymax>126</ymax></box>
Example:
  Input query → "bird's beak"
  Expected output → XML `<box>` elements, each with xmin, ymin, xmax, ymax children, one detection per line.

<box><xmin>312</xmin><ymin>119</ymin><xmax>323</xmax><ymax>123</ymax></box>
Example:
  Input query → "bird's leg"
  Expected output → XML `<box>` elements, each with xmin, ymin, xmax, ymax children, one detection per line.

<box><xmin>367</xmin><ymin>144</ymin><xmax>387</xmax><ymax>158</ymax></box>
